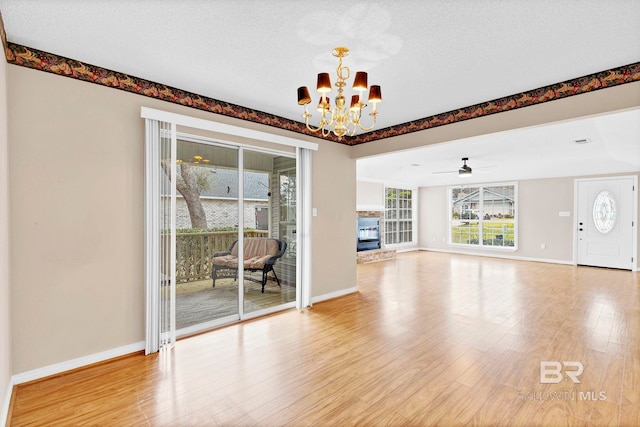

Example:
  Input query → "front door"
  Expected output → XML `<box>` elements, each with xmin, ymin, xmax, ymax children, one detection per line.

<box><xmin>576</xmin><ymin>177</ymin><xmax>636</xmax><ymax>270</ymax></box>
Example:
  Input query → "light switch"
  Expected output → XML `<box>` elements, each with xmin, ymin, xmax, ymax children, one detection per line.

<box><xmin>312</xmin><ymin>208</ymin><xmax>317</xmax><ymax>217</ymax></box>
<box><xmin>559</xmin><ymin>211</ymin><xmax>570</xmax><ymax>217</ymax></box>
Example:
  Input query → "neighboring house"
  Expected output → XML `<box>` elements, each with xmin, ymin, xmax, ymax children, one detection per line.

<box><xmin>452</xmin><ymin>187</ymin><xmax>515</xmax><ymax>219</ymax></box>
<box><xmin>163</xmin><ymin>167</ymin><xmax>270</xmax><ymax>229</ymax></box>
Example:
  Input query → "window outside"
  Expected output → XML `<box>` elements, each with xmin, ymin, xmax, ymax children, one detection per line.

<box><xmin>450</xmin><ymin>184</ymin><xmax>517</xmax><ymax>248</ymax></box>
<box><xmin>385</xmin><ymin>188</ymin><xmax>413</xmax><ymax>245</ymax></box>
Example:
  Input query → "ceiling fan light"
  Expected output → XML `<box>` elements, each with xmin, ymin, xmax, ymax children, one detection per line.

<box><xmin>459</xmin><ymin>166</ymin><xmax>473</xmax><ymax>177</ymax></box>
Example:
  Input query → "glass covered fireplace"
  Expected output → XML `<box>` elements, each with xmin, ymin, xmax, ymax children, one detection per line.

<box><xmin>356</xmin><ymin>217</ymin><xmax>381</xmax><ymax>252</ymax></box>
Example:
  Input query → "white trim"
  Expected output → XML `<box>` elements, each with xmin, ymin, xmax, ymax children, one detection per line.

<box><xmin>11</xmin><ymin>342</ymin><xmax>145</xmax><ymax>385</ymax></box>
<box><xmin>394</xmin><ymin>246</ymin><xmax>419</xmax><ymax>253</ymax></box>
<box><xmin>311</xmin><ymin>287</ymin><xmax>358</xmax><ymax>304</ymax></box>
<box><xmin>299</xmin><ymin>147</ymin><xmax>313</xmax><ymax>308</ymax></box>
<box><xmin>356</xmin><ymin>204</ymin><xmax>385</xmax><ymax>211</ymax></box>
<box><xmin>243</xmin><ymin>302</ymin><xmax>297</xmax><ymax>320</ymax></box>
<box><xmin>164</xmin><ymin>195</ymin><xmax>269</xmax><ymax>203</ymax></box>
<box><xmin>237</xmin><ymin>149</ymin><xmax>245</xmax><ymax>318</ymax></box>
<box><xmin>168</xmin><ymin>123</ymin><xmax>178</xmax><ymax>346</ymax></box>
<box><xmin>144</xmin><ymin>119</ymin><xmax>161</xmax><ymax>355</ymax></box>
<box><xmin>141</xmin><ymin>107</ymin><xmax>318</xmax><ymax>151</ymax></box>
<box><xmin>2</xmin><ymin>379</ymin><xmax>14</xmax><ymax>427</ymax></box>
<box><xmin>177</xmin><ymin>131</ymin><xmax>298</xmax><ymax>158</ymax></box>
<box><xmin>419</xmin><ymin>247</ymin><xmax>574</xmax><ymax>265</ymax></box>
<box><xmin>448</xmin><ymin>243</ymin><xmax>517</xmax><ymax>253</ymax></box>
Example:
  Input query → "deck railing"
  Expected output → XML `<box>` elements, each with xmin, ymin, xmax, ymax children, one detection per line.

<box><xmin>163</xmin><ymin>230</ymin><xmax>269</xmax><ymax>283</ymax></box>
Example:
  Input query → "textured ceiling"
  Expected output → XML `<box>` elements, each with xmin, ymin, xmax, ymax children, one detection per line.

<box><xmin>1</xmin><ymin>1</ymin><xmax>639</xmax><ymax>185</ymax></box>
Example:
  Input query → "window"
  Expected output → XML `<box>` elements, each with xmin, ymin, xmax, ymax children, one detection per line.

<box><xmin>385</xmin><ymin>188</ymin><xmax>413</xmax><ymax>245</ymax></box>
<box><xmin>449</xmin><ymin>183</ymin><xmax>517</xmax><ymax>249</ymax></box>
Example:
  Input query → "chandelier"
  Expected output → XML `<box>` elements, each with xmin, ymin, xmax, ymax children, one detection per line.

<box><xmin>297</xmin><ymin>46</ymin><xmax>382</xmax><ymax>139</ymax></box>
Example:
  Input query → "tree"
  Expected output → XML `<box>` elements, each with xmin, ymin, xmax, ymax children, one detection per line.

<box><xmin>161</xmin><ymin>161</ymin><xmax>209</xmax><ymax>229</ymax></box>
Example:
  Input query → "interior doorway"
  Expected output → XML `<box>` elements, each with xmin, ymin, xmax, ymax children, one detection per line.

<box><xmin>576</xmin><ymin>176</ymin><xmax>637</xmax><ymax>270</ymax></box>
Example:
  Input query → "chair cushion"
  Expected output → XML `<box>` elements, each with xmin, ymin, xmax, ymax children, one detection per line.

<box><xmin>212</xmin><ymin>254</ymin><xmax>238</xmax><ymax>268</ymax></box>
<box><xmin>243</xmin><ymin>255</ymin><xmax>273</xmax><ymax>269</ymax></box>
<box><xmin>230</xmin><ymin>238</ymin><xmax>279</xmax><ymax>258</ymax></box>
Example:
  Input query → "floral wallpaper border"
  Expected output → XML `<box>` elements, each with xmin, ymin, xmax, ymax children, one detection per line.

<box><xmin>4</xmin><ymin>37</ymin><xmax>639</xmax><ymax>146</ymax></box>
<box><xmin>353</xmin><ymin>61</ymin><xmax>640</xmax><ymax>145</ymax></box>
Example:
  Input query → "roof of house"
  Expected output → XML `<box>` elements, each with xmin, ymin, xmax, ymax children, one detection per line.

<box><xmin>162</xmin><ymin>166</ymin><xmax>269</xmax><ymax>200</ymax></box>
<box><xmin>453</xmin><ymin>187</ymin><xmax>514</xmax><ymax>205</ymax></box>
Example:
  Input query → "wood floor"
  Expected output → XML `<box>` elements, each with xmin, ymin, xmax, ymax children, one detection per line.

<box><xmin>8</xmin><ymin>252</ymin><xmax>640</xmax><ymax>426</ymax></box>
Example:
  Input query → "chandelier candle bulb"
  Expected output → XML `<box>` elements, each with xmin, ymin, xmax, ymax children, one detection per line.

<box><xmin>297</xmin><ymin>46</ymin><xmax>382</xmax><ymax>139</ymax></box>
<box><xmin>350</xmin><ymin>95</ymin><xmax>360</xmax><ymax>112</ymax></box>
<box><xmin>368</xmin><ymin>85</ymin><xmax>382</xmax><ymax>113</ymax></box>
<box><xmin>317</xmin><ymin>96</ymin><xmax>330</xmax><ymax>112</ymax></box>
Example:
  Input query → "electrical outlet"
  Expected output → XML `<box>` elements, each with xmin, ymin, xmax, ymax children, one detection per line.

<box><xmin>541</xmin><ymin>243</ymin><xmax>546</xmax><ymax>250</ymax></box>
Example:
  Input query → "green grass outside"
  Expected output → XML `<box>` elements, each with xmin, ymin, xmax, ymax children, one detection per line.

<box><xmin>451</xmin><ymin>220</ymin><xmax>515</xmax><ymax>246</ymax></box>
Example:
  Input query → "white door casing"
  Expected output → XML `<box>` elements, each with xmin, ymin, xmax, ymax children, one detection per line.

<box><xmin>576</xmin><ymin>176</ymin><xmax>636</xmax><ymax>270</ymax></box>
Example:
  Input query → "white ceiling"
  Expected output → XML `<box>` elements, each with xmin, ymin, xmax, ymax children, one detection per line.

<box><xmin>357</xmin><ymin>109</ymin><xmax>640</xmax><ymax>187</ymax></box>
<box><xmin>1</xmin><ymin>1</ymin><xmax>639</xmax><ymax>185</ymax></box>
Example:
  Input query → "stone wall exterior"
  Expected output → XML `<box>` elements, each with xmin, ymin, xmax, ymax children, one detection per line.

<box><xmin>175</xmin><ymin>197</ymin><xmax>268</xmax><ymax>229</ymax></box>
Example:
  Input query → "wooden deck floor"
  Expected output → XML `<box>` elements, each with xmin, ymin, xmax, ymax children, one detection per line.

<box><xmin>8</xmin><ymin>251</ymin><xmax>640</xmax><ymax>426</ymax></box>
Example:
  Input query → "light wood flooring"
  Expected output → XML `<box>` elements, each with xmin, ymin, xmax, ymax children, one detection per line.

<box><xmin>8</xmin><ymin>251</ymin><xmax>640</xmax><ymax>426</ymax></box>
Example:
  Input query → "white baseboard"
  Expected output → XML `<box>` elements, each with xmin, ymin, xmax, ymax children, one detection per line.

<box><xmin>1</xmin><ymin>378</ymin><xmax>14</xmax><ymax>427</ymax></box>
<box><xmin>311</xmin><ymin>287</ymin><xmax>358</xmax><ymax>305</ymax></box>
<box><xmin>11</xmin><ymin>341</ymin><xmax>145</xmax><ymax>386</ymax></box>
<box><xmin>419</xmin><ymin>247</ymin><xmax>574</xmax><ymax>266</ymax></box>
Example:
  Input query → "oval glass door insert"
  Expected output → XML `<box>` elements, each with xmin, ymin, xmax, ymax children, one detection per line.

<box><xmin>592</xmin><ymin>190</ymin><xmax>617</xmax><ymax>234</ymax></box>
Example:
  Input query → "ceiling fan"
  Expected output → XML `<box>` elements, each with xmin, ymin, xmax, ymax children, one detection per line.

<box><xmin>432</xmin><ymin>157</ymin><xmax>495</xmax><ymax>177</ymax></box>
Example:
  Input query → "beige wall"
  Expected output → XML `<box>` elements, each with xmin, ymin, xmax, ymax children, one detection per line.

<box><xmin>8</xmin><ymin>65</ymin><xmax>356</xmax><ymax>374</ymax></box>
<box><xmin>312</xmin><ymin>143</ymin><xmax>357</xmax><ymax>294</ymax></box>
<box><xmin>419</xmin><ymin>173</ymin><xmax>640</xmax><ymax>264</ymax></box>
<box><xmin>0</xmin><ymin>39</ymin><xmax>12</xmax><ymax>420</ymax></box>
<box><xmin>356</xmin><ymin>180</ymin><xmax>384</xmax><ymax>209</ymax></box>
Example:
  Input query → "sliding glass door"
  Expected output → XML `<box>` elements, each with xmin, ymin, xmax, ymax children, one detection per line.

<box><xmin>157</xmin><ymin>137</ymin><xmax>299</xmax><ymax>337</ymax></box>
<box><xmin>242</xmin><ymin>152</ymin><xmax>297</xmax><ymax>315</ymax></box>
<box><xmin>173</xmin><ymin>139</ymin><xmax>240</xmax><ymax>334</ymax></box>
<box><xmin>144</xmin><ymin>107</ymin><xmax>315</xmax><ymax>353</ymax></box>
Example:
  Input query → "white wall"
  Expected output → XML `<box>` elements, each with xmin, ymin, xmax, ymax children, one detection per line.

<box><xmin>0</xmin><ymin>38</ymin><xmax>12</xmax><ymax>424</ymax></box>
<box><xmin>356</xmin><ymin>180</ymin><xmax>384</xmax><ymax>210</ymax></box>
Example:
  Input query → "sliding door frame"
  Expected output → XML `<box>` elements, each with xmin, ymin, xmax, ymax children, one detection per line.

<box><xmin>143</xmin><ymin>107</ymin><xmax>317</xmax><ymax>352</ymax></box>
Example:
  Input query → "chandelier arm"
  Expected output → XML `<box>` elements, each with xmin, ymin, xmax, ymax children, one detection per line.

<box><xmin>356</xmin><ymin>111</ymin><xmax>378</xmax><ymax>132</ymax></box>
<box><xmin>303</xmin><ymin>112</ymin><xmax>324</xmax><ymax>133</ymax></box>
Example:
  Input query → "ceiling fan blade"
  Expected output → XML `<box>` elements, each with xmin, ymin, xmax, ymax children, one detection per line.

<box><xmin>432</xmin><ymin>170</ymin><xmax>458</xmax><ymax>174</ymax></box>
